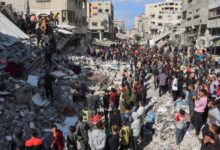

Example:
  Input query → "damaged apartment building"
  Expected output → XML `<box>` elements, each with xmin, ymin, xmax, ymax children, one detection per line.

<box><xmin>0</xmin><ymin>1</ymin><xmax>117</xmax><ymax>149</ymax></box>
<box><xmin>87</xmin><ymin>0</ymin><xmax>114</xmax><ymax>41</ymax></box>
<box><xmin>1</xmin><ymin>0</ymin><xmax>88</xmax><ymax>50</ymax></box>
<box><xmin>181</xmin><ymin>0</ymin><xmax>220</xmax><ymax>49</ymax></box>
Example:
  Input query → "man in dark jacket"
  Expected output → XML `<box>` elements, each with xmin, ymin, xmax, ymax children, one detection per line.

<box><xmin>200</xmin><ymin>132</ymin><xmax>220</xmax><ymax>150</ymax></box>
<box><xmin>43</xmin><ymin>43</ymin><xmax>52</xmax><ymax>66</ymax></box>
<box><xmin>103</xmin><ymin>90</ymin><xmax>110</xmax><ymax>123</ymax></box>
<box><xmin>17</xmin><ymin>15</ymin><xmax>27</xmax><ymax>33</ymax></box>
<box><xmin>11</xmin><ymin>129</ymin><xmax>24</xmax><ymax>150</ymax></box>
<box><xmin>75</xmin><ymin>115</ymin><xmax>89</xmax><ymax>150</ymax></box>
<box><xmin>110</xmin><ymin>108</ymin><xmax>122</xmax><ymax>127</ymax></box>
<box><xmin>25</xmin><ymin>129</ymin><xmax>43</xmax><ymax>150</ymax></box>
<box><xmin>158</xmin><ymin>70</ymin><xmax>168</xmax><ymax>97</ymax></box>
<box><xmin>108</xmin><ymin>125</ymin><xmax>120</xmax><ymax>150</ymax></box>
<box><xmin>36</xmin><ymin>26</ymin><xmax>43</xmax><ymax>48</ymax></box>
<box><xmin>67</xmin><ymin>126</ymin><xmax>77</xmax><ymax>150</ymax></box>
<box><xmin>87</xmin><ymin>90</ymin><xmax>99</xmax><ymax>118</ymax></box>
<box><xmin>43</xmin><ymin>71</ymin><xmax>54</xmax><ymax>102</ymax></box>
<box><xmin>51</xmin><ymin>125</ymin><xmax>64</xmax><ymax>150</ymax></box>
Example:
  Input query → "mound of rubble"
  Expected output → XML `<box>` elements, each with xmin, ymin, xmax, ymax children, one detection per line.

<box><xmin>144</xmin><ymin>77</ymin><xmax>201</xmax><ymax>150</ymax></box>
<box><xmin>0</xmin><ymin>52</ymin><xmax>121</xmax><ymax>149</ymax></box>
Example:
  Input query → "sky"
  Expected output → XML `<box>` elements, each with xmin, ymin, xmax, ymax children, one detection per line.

<box><xmin>112</xmin><ymin>0</ymin><xmax>164</xmax><ymax>29</ymax></box>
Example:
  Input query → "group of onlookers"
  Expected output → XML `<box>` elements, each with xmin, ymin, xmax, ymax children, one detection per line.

<box><xmin>10</xmin><ymin>39</ymin><xmax>220</xmax><ymax>150</ymax></box>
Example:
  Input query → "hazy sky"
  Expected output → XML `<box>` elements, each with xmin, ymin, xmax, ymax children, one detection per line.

<box><xmin>112</xmin><ymin>0</ymin><xmax>164</xmax><ymax>29</ymax></box>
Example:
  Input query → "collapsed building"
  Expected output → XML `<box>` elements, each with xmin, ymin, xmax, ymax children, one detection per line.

<box><xmin>0</xmin><ymin>5</ymin><xmax>118</xmax><ymax>149</ymax></box>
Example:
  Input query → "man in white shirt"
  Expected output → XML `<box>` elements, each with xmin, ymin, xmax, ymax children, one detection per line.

<box><xmin>137</xmin><ymin>101</ymin><xmax>145</xmax><ymax>117</ymax></box>
<box><xmin>172</xmin><ymin>74</ymin><xmax>179</xmax><ymax>101</ymax></box>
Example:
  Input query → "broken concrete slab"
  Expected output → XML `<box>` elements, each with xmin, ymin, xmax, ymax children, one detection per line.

<box><xmin>31</xmin><ymin>93</ymin><xmax>50</xmax><ymax>107</ymax></box>
<box><xmin>27</xmin><ymin>75</ymin><xmax>40</xmax><ymax>87</ymax></box>
<box><xmin>50</xmin><ymin>70</ymin><xmax>67</xmax><ymax>78</ymax></box>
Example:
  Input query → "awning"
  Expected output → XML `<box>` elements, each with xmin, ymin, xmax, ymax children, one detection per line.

<box><xmin>56</xmin><ymin>29</ymin><xmax>73</xmax><ymax>35</ymax></box>
<box><xmin>0</xmin><ymin>12</ymin><xmax>29</xmax><ymax>48</ymax></box>
<box><xmin>213</xmin><ymin>39</ymin><xmax>220</xmax><ymax>47</ymax></box>
<box><xmin>57</xmin><ymin>25</ymin><xmax>77</xmax><ymax>31</ymax></box>
<box><xmin>210</xmin><ymin>35</ymin><xmax>220</xmax><ymax>41</ymax></box>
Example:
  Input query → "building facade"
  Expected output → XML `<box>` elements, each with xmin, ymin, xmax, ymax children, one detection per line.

<box><xmin>2</xmin><ymin>0</ymin><xmax>87</xmax><ymax>34</ymax></box>
<box><xmin>134</xmin><ymin>14</ymin><xmax>148</xmax><ymax>36</ymax></box>
<box><xmin>134</xmin><ymin>15</ymin><xmax>141</xmax><ymax>30</ymax></box>
<box><xmin>114</xmin><ymin>19</ymin><xmax>125</xmax><ymax>33</ymax></box>
<box><xmin>145</xmin><ymin>0</ymin><xmax>182</xmax><ymax>35</ymax></box>
<box><xmin>87</xmin><ymin>0</ymin><xmax>114</xmax><ymax>40</ymax></box>
<box><xmin>181</xmin><ymin>0</ymin><xmax>209</xmax><ymax>35</ymax></box>
<box><xmin>208</xmin><ymin>0</ymin><xmax>220</xmax><ymax>35</ymax></box>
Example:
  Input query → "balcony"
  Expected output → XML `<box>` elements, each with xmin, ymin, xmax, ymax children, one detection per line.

<box><xmin>89</xmin><ymin>25</ymin><xmax>106</xmax><ymax>30</ymax></box>
<box><xmin>208</xmin><ymin>17</ymin><xmax>220</xmax><ymax>28</ymax></box>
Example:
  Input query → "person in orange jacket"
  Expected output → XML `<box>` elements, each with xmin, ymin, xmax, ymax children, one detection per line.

<box><xmin>25</xmin><ymin>129</ymin><xmax>43</xmax><ymax>150</ymax></box>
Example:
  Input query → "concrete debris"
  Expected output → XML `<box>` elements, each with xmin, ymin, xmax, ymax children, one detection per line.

<box><xmin>50</xmin><ymin>70</ymin><xmax>67</xmax><ymax>79</ymax></box>
<box><xmin>30</xmin><ymin>122</ymin><xmax>35</xmax><ymax>129</ymax></box>
<box><xmin>144</xmin><ymin>78</ymin><xmax>201</xmax><ymax>150</ymax></box>
<box><xmin>27</xmin><ymin>75</ymin><xmax>40</xmax><ymax>87</ymax></box>
<box><xmin>0</xmin><ymin>97</ymin><xmax>5</xmax><ymax>102</ymax></box>
<box><xmin>0</xmin><ymin>11</ymin><xmax>122</xmax><ymax>149</ymax></box>
<box><xmin>0</xmin><ymin>43</ymin><xmax>115</xmax><ymax>148</ymax></box>
<box><xmin>31</xmin><ymin>93</ymin><xmax>50</xmax><ymax>107</ymax></box>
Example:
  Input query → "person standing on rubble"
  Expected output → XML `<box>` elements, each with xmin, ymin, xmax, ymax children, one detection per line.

<box><xmin>172</xmin><ymin>74</ymin><xmax>179</xmax><ymax>101</ymax></box>
<box><xmin>54</xmin><ymin>12</ymin><xmax>60</xmax><ymax>25</ymax></box>
<box><xmin>76</xmin><ymin>115</ymin><xmax>89</xmax><ymax>150</ymax></box>
<box><xmin>17</xmin><ymin>15</ymin><xmax>27</xmax><ymax>33</ymax></box>
<box><xmin>158</xmin><ymin>70</ymin><xmax>168</xmax><ymax>97</ymax></box>
<box><xmin>175</xmin><ymin>109</ymin><xmax>187</xmax><ymax>145</ymax></box>
<box><xmin>67</xmin><ymin>126</ymin><xmax>77</xmax><ymax>150</ymax></box>
<box><xmin>51</xmin><ymin>125</ymin><xmax>64</xmax><ymax>150</ymax></box>
<box><xmin>131</xmin><ymin>112</ymin><xmax>141</xmax><ymax>150</ymax></box>
<box><xmin>191</xmin><ymin>89</ymin><xmax>208</xmax><ymax>136</ymax></box>
<box><xmin>36</xmin><ymin>25</ymin><xmax>43</xmax><ymax>48</ymax></box>
<box><xmin>87</xmin><ymin>90</ymin><xmax>100</xmax><ymax>118</ymax></box>
<box><xmin>102</xmin><ymin>90</ymin><xmax>110</xmax><ymax>123</ymax></box>
<box><xmin>110</xmin><ymin>88</ymin><xmax>119</xmax><ymax>109</ymax></box>
<box><xmin>11</xmin><ymin>129</ymin><xmax>25</xmax><ymax>150</ymax></box>
<box><xmin>43</xmin><ymin>71</ymin><xmax>54</xmax><ymax>102</ymax></box>
<box><xmin>43</xmin><ymin>43</ymin><xmax>52</xmax><ymax>66</ymax></box>
<box><xmin>70</xmin><ymin>82</ymin><xmax>79</xmax><ymax>103</ymax></box>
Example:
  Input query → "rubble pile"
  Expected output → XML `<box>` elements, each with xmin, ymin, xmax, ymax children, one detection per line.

<box><xmin>0</xmin><ymin>9</ymin><xmax>122</xmax><ymax>149</ymax></box>
<box><xmin>144</xmin><ymin>78</ymin><xmax>201</xmax><ymax>150</ymax></box>
<box><xmin>0</xmin><ymin>48</ymin><xmax>118</xmax><ymax>148</ymax></box>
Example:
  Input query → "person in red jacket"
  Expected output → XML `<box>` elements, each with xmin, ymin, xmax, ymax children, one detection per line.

<box><xmin>51</xmin><ymin>125</ymin><xmax>64</xmax><ymax>150</ymax></box>
<box><xmin>25</xmin><ymin>129</ymin><xmax>43</xmax><ymax>150</ymax></box>
<box><xmin>110</xmin><ymin>88</ymin><xmax>119</xmax><ymax>109</ymax></box>
<box><xmin>133</xmin><ymin>80</ymin><xmax>143</xmax><ymax>102</ymax></box>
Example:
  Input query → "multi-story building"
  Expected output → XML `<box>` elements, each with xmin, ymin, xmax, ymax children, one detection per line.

<box><xmin>208</xmin><ymin>0</ymin><xmax>220</xmax><ymax>35</ymax></box>
<box><xmin>181</xmin><ymin>0</ymin><xmax>209</xmax><ymax>48</ymax></box>
<box><xmin>114</xmin><ymin>19</ymin><xmax>125</xmax><ymax>33</ymax></box>
<box><xmin>134</xmin><ymin>15</ymin><xmax>141</xmax><ymax>30</ymax></box>
<box><xmin>87</xmin><ymin>0</ymin><xmax>114</xmax><ymax>40</ymax></box>
<box><xmin>145</xmin><ymin>0</ymin><xmax>182</xmax><ymax>35</ymax></box>
<box><xmin>181</xmin><ymin>0</ymin><xmax>209</xmax><ymax>35</ymax></box>
<box><xmin>2</xmin><ymin>0</ymin><xmax>87</xmax><ymax>34</ymax></box>
<box><xmin>134</xmin><ymin>14</ymin><xmax>147</xmax><ymax>36</ymax></box>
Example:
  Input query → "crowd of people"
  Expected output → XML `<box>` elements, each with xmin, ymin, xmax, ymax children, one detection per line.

<box><xmin>10</xmin><ymin>35</ymin><xmax>220</xmax><ymax>150</ymax></box>
<box><xmin>17</xmin><ymin>12</ymin><xmax>59</xmax><ymax>35</ymax></box>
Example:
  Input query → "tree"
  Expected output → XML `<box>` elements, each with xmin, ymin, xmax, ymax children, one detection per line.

<box><xmin>134</xmin><ymin>34</ymin><xmax>141</xmax><ymax>42</ymax></box>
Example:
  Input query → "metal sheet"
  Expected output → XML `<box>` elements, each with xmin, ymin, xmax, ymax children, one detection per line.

<box><xmin>0</xmin><ymin>12</ymin><xmax>29</xmax><ymax>48</ymax></box>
